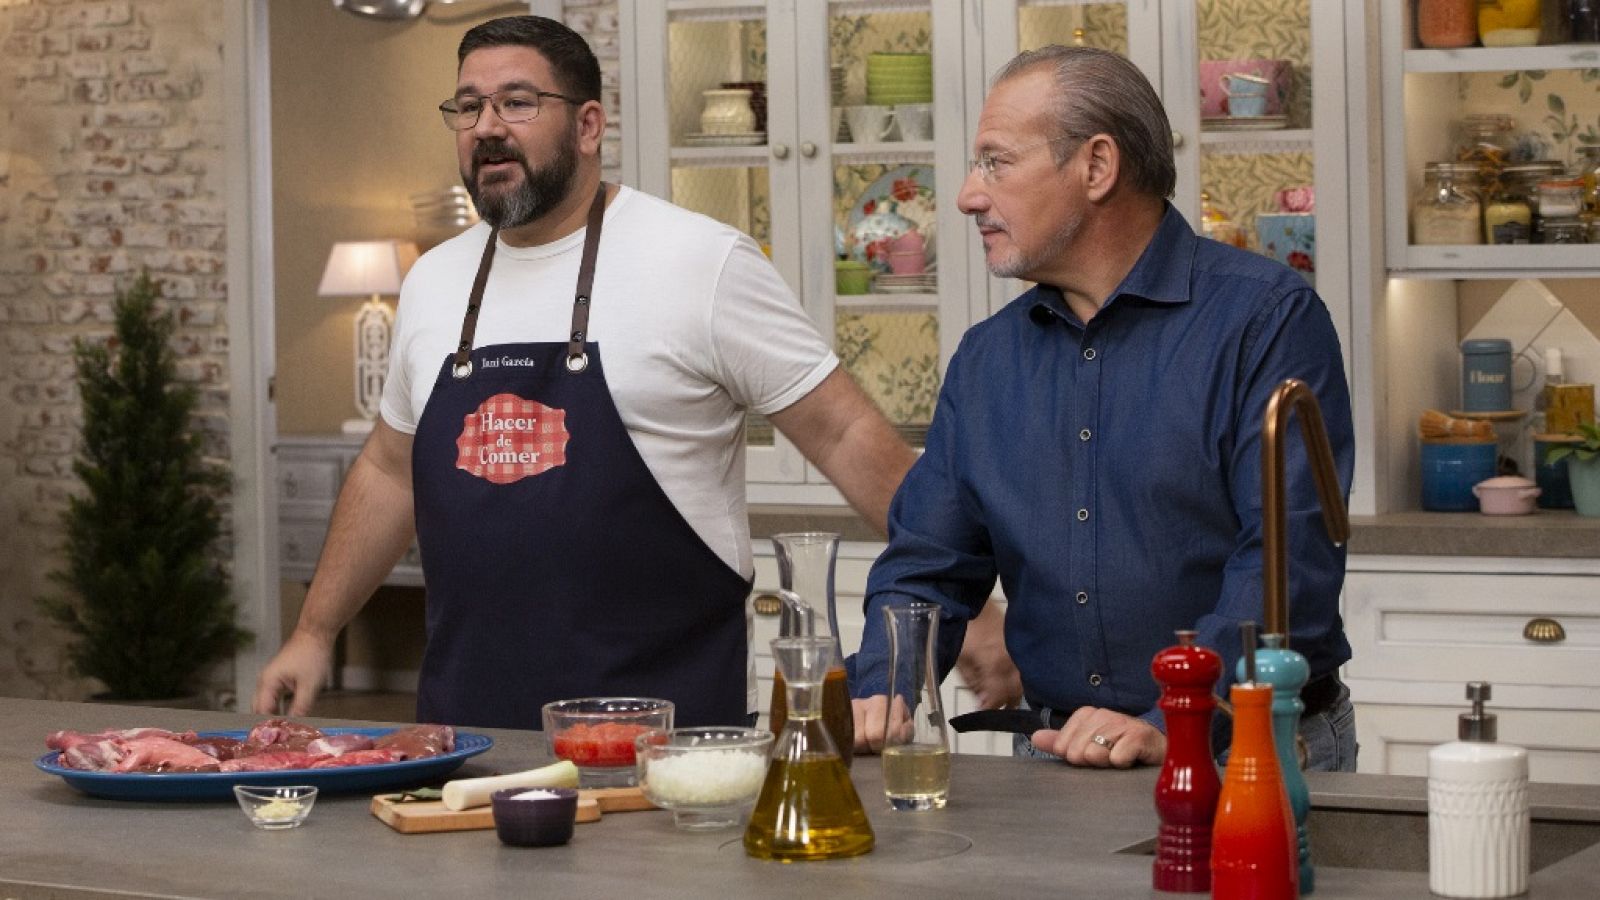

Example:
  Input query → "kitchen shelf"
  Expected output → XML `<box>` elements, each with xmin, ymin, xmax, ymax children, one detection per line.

<box><xmin>832</xmin><ymin>142</ymin><xmax>935</xmax><ymax>164</ymax></box>
<box><xmin>1199</xmin><ymin>128</ymin><xmax>1313</xmax><ymax>152</ymax></box>
<box><xmin>665</xmin><ymin>0</ymin><xmax>763</xmax><ymax>22</ymax></box>
<box><xmin>1403</xmin><ymin>44</ymin><xmax>1600</xmax><ymax>74</ymax></box>
<box><xmin>1396</xmin><ymin>245</ymin><xmax>1600</xmax><ymax>279</ymax></box>
<box><xmin>836</xmin><ymin>292</ymin><xmax>939</xmax><ymax>311</ymax></box>
<box><xmin>669</xmin><ymin>145</ymin><xmax>771</xmax><ymax>166</ymax></box>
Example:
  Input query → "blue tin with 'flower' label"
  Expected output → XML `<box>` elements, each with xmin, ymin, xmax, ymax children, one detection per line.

<box><xmin>1461</xmin><ymin>339</ymin><xmax>1513</xmax><ymax>413</ymax></box>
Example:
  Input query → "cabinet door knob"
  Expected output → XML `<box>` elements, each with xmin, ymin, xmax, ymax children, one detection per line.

<box><xmin>1171</xmin><ymin>130</ymin><xmax>1185</xmax><ymax>149</ymax></box>
<box><xmin>800</xmin><ymin>141</ymin><xmax>817</xmax><ymax>158</ymax></box>
<box><xmin>772</xmin><ymin>143</ymin><xmax>790</xmax><ymax>160</ymax></box>
<box><xmin>752</xmin><ymin>592</ymin><xmax>783</xmax><ymax>616</ymax></box>
<box><xmin>1523</xmin><ymin>617</ymin><xmax>1566</xmax><ymax>643</ymax></box>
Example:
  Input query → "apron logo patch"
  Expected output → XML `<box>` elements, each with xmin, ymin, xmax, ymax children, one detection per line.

<box><xmin>455</xmin><ymin>393</ymin><xmax>569</xmax><ymax>484</ymax></box>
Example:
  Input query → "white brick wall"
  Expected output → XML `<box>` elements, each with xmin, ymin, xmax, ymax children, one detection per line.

<box><xmin>0</xmin><ymin>0</ymin><xmax>228</xmax><ymax>700</ymax></box>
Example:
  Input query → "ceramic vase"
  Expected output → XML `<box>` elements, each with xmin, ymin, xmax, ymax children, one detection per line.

<box><xmin>1567</xmin><ymin>456</ymin><xmax>1600</xmax><ymax>517</ymax></box>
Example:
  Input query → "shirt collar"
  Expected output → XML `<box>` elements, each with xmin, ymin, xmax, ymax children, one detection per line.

<box><xmin>1028</xmin><ymin>202</ymin><xmax>1196</xmax><ymax>325</ymax></box>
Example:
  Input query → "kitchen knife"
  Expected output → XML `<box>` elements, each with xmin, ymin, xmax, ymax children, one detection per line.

<box><xmin>949</xmin><ymin>709</ymin><xmax>1049</xmax><ymax>735</ymax></box>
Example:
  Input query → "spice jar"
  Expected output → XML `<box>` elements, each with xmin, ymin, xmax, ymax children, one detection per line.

<box><xmin>1542</xmin><ymin>217</ymin><xmax>1588</xmax><ymax>243</ymax></box>
<box><xmin>1502</xmin><ymin>160</ymin><xmax>1563</xmax><ymax>240</ymax></box>
<box><xmin>1575</xmin><ymin>145</ymin><xmax>1600</xmax><ymax>214</ymax></box>
<box><xmin>1572</xmin><ymin>0</ymin><xmax>1600</xmax><ymax>41</ymax></box>
<box><xmin>1483</xmin><ymin>184</ymin><xmax>1531</xmax><ymax>244</ymax></box>
<box><xmin>1415</xmin><ymin>162</ymin><xmax>1484</xmax><ymax>245</ymax></box>
<box><xmin>1537</xmin><ymin>178</ymin><xmax>1585</xmax><ymax>219</ymax></box>
<box><xmin>1419</xmin><ymin>0</ymin><xmax>1478</xmax><ymax>47</ymax></box>
<box><xmin>1479</xmin><ymin>0</ymin><xmax>1542</xmax><ymax>46</ymax></box>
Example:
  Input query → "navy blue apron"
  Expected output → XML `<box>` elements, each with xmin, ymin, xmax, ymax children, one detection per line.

<box><xmin>410</xmin><ymin>183</ymin><xmax>752</xmax><ymax>729</ymax></box>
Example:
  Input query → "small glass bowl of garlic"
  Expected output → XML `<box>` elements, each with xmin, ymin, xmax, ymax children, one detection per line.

<box><xmin>234</xmin><ymin>785</ymin><xmax>318</xmax><ymax>830</ymax></box>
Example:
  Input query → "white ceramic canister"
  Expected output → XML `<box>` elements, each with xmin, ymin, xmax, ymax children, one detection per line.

<box><xmin>1428</xmin><ymin>682</ymin><xmax>1529</xmax><ymax>898</ymax></box>
<box><xmin>699</xmin><ymin>89</ymin><xmax>756</xmax><ymax>135</ymax></box>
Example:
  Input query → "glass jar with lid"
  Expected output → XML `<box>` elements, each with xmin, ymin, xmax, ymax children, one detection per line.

<box><xmin>1415</xmin><ymin>162</ymin><xmax>1484</xmax><ymax>245</ymax></box>
<box><xmin>1455</xmin><ymin>114</ymin><xmax>1516</xmax><ymax>195</ymax></box>
<box><xmin>1419</xmin><ymin>0</ymin><xmax>1478</xmax><ymax>47</ymax></box>
<box><xmin>1501</xmin><ymin>160</ymin><xmax>1564</xmax><ymax>240</ymax></box>
<box><xmin>1542</xmin><ymin>217</ymin><xmax>1587</xmax><ymax>244</ymax></box>
<box><xmin>1575</xmin><ymin>145</ymin><xmax>1600</xmax><ymax>214</ymax></box>
<box><xmin>1537</xmin><ymin>178</ymin><xmax>1585</xmax><ymax>219</ymax></box>
<box><xmin>1479</xmin><ymin>0</ymin><xmax>1542</xmax><ymax>46</ymax></box>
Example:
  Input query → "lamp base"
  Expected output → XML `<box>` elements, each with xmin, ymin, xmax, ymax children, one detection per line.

<box><xmin>341</xmin><ymin>417</ymin><xmax>376</xmax><ymax>436</ymax></box>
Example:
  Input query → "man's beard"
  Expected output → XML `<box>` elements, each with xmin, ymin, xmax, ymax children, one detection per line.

<box><xmin>981</xmin><ymin>212</ymin><xmax>1082</xmax><ymax>280</ymax></box>
<box><xmin>463</xmin><ymin>125</ymin><xmax>578</xmax><ymax>230</ymax></box>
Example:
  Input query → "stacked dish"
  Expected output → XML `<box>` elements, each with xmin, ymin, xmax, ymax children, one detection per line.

<box><xmin>872</xmin><ymin>272</ymin><xmax>936</xmax><ymax>294</ymax></box>
<box><xmin>866</xmin><ymin>53</ymin><xmax>932</xmax><ymax>106</ymax></box>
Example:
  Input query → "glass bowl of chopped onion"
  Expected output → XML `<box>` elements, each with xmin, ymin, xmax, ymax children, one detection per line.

<box><xmin>635</xmin><ymin>727</ymin><xmax>774</xmax><ymax>830</ymax></box>
<box><xmin>234</xmin><ymin>785</ymin><xmax>317</xmax><ymax>830</ymax></box>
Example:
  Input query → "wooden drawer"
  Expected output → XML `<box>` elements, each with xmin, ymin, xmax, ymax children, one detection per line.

<box><xmin>277</xmin><ymin>455</ymin><xmax>344</xmax><ymax>504</ymax></box>
<box><xmin>1344</xmin><ymin>572</ymin><xmax>1600</xmax><ymax>691</ymax></box>
<box><xmin>1356</xmin><ymin>703</ymin><xmax>1600</xmax><ymax>785</ymax></box>
<box><xmin>278</xmin><ymin>519</ymin><xmax>329</xmax><ymax>574</ymax></box>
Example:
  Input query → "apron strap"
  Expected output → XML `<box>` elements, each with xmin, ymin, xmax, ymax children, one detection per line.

<box><xmin>451</xmin><ymin>226</ymin><xmax>500</xmax><ymax>379</ymax></box>
<box><xmin>566</xmin><ymin>181</ymin><xmax>608</xmax><ymax>374</ymax></box>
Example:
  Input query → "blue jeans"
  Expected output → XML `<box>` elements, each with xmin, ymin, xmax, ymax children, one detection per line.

<box><xmin>1013</xmin><ymin>684</ymin><xmax>1358</xmax><ymax>772</ymax></box>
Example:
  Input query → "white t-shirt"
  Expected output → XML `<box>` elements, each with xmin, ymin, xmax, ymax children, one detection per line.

<box><xmin>381</xmin><ymin>185</ymin><xmax>838</xmax><ymax>579</ymax></box>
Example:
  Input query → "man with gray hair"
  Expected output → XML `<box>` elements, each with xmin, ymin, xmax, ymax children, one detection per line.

<box><xmin>848</xmin><ymin>46</ymin><xmax>1357</xmax><ymax>770</ymax></box>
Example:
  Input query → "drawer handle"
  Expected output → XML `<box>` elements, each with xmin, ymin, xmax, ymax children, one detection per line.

<box><xmin>752</xmin><ymin>593</ymin><xmax>782</xmax><ymax>617</ymax></box>
<box><xmin>1523</xmin><ymin>617</ymin><xmax>1566</xmax><ymax>644</ymax></box>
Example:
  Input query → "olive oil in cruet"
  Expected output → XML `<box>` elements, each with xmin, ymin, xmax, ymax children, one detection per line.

<box><xmin>744</xmin><ymin>636</ymin><xmax>874</xmax><ymax>861</ymax></box>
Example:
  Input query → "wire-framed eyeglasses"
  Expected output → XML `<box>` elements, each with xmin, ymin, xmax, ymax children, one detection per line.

<box><xmin>439</xmin><ymin>88</ymin><xmax>578</xmax><ymax>131</ymax></box>
<box><xmin>968</xmin><ymin>136</ymin><xmax>1079</xmax><ymax>183</ymax></box>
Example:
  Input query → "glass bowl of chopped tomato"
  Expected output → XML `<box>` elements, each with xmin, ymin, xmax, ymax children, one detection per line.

<box><xmin>543</xmin><ymin>698</ymin><xmax>674</xmax><ymax>787</ymax></box>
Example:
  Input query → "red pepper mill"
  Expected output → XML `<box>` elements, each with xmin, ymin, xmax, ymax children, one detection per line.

<box><xmin>1212</xmin><ymin>622</ymin><xmax>1298</xmax><ymax>900</ymax></box>
<box><xmin>1152</xmin><ymin>629</ymin><xmax>1223</xmax><ymax>893</ymax></box>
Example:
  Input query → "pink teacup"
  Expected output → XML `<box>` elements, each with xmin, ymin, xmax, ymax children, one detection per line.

<box><xmin>887</xmin><ymin>230</ymin><xmax>925</xmax><ymax>255</ymax></box>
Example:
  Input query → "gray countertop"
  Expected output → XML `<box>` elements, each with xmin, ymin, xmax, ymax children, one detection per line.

<box><xmin>750</xmin><ymin>505</ymin><xmax>1600</xmax><ymax>559</ymax></box>
<box><xmin>6</xmin><ymin>698</ymin><xmax>1598</xmax><ymax>899</ymax></box>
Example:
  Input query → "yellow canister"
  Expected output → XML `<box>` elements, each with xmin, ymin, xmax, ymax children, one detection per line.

<box><xmin>1545</xmin><ymin>383</ymin><xmax>1596</xmax><ymax>435</ymax></box>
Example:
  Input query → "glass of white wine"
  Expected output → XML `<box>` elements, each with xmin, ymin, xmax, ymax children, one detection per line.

<box><xmin>882</xmin><ymin>602</ymin><xmax>951</xmax><ymax>811</ymax></box>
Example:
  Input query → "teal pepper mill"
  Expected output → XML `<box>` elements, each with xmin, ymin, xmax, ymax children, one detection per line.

<box><xmin>1254</xmin><ymin>379</ymin><xmax>1354</xmax><ymax>896</ymax></box>
<box><xmin>1237</xmin><ymin>633</ymin><xmax>1313</xmax><ymax>893</ymax></box>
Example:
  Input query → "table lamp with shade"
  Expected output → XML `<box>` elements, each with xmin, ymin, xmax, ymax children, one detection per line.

<box><xmin>317</xmin><ymin>239</ymin><xmax>418</xmax><ymax>435</ymax></box>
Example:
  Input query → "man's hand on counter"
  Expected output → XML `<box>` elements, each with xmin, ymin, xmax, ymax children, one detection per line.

<box><xmin>851</xmin><ymin>695</ymin><xmax>888</xmax><ymax>754</ymax></box>
<box><xmin>1030</xmin><ymin>707</ymin><xmax>1165</xmax><ymax>769</ymax></box>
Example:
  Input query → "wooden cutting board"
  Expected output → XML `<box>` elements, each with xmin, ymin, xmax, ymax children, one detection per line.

<box><xmin>370</xmin><ymin>787</ymin><xmax>654</xmax><ymax>834</ymax></box>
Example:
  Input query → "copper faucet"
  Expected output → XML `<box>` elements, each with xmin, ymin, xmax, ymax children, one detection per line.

<box><xmin>1261</xmin><ymin>379</ymin><xmax>1350</xmax><ymax>640</ymax></box>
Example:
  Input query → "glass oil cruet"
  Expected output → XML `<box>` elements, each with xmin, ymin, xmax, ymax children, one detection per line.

<box><xmin>768</xmin><ymin>532</ymin><xmax>854</xmax><ymax>768</ymax></box>
<box><xmin>882</xmin><ymin>602</ymin><xmax>951</xmax><ymax>811</ymax></box>
<box><xmin>744</xmin><ymin>635</ymin><xmax>875</xmax><ymax>861</ymax></box>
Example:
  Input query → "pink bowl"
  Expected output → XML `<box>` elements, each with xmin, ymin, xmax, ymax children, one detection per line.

<box><xmin>1472</xmin><ymin>476</ymin><xmax>1541</xmax><ymax>516</ymax></box>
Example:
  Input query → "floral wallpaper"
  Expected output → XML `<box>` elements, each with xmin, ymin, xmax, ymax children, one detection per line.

<box><xmin>1200</xmin><ymin>151</ymin><xmax>1315</xmax><ymax>246</ymax></box>
<box><xmin>1459</xmin><ymin>68</ymin><xmax>1600</xmax><ymax>168</ymax></box>
<box><xmin>1198</xmin><ymin>0</ymin><xmax>1313</xmax><ymax>129</ymax></box>
<box><xmin>1019</xmin><ymin>3</ymin><xmax>1129</xmax><ymax>55</ymax></box>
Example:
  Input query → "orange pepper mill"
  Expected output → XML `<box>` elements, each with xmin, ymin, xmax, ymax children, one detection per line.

<box><xmin>1152</xmin><ymin>629</ymin><xmax>1223</xmax><ymax>893</ymax></box>
<box><xmin>1212</xmin><ymin>623</ymin><xmax>1298</xmax><ymax>900</ymax></box>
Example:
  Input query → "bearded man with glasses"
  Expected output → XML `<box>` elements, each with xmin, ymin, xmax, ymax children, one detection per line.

<box><xmin>255</xmin><ymin>16</ymin><xmax>916</xmax><ymax>730</ymax></box>
<box><xmin>848</xmin><ymin>46</ymin><xmax>1358</xmax><ymax>773</ymax></box>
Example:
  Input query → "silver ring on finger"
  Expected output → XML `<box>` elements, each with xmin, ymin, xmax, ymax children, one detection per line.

<box><xmin>1091</xmin><ymin>733</ymin><xmax>1115</xmax><ymax>749</ymax></box>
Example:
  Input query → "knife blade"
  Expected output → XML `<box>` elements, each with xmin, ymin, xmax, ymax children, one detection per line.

<box><xmin>948</xmin><ymin>709</ymin><xmax>1047</xmax><ymax>735</ymax></box>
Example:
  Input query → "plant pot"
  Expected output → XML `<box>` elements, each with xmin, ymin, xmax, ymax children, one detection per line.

<box><xmin>1568</xmin><ymin>456</ymin><xmax>1600</xmax><ymax>517</ymax></box>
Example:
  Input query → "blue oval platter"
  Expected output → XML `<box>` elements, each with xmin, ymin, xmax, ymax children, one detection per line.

<box><xmin>36</xmin><ymin>728</ymin><xmax>492</xmax><ymax>802</ymax></box>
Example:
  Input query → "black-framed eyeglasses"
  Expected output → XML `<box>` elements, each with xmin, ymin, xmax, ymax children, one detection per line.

<box><xmin>438</xmin><ymin>88</ymin><xmax>578</xmax><ymax>131</ymax></box>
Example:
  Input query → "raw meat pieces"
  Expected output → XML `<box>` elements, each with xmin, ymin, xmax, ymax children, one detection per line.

<box><xmin>45</xmin><ymin>720</ymin><xmax>454</xmax><ymax>774</ymax></box>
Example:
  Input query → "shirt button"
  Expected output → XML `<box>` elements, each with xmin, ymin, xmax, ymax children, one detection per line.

<box><xmin>1079</xmin><ymin>428</ymin><xmax>1091</xmax><ymax>441</ymax></box>
<box><xmin>1075</xmin><ymin>591</ymin><xmax>1088</xmax><ymax>605</ymax></box>
<box><xmin>1076</xmin><ymin>508</ymin><xmax>1089</xmax><ymax>522</ymax></box>
<box><xmin>1088</xmin><ymin>673</ymin><xmax>1103</xmax><ymax>687</ymax></box>
<box><xmin>1083</xmin><ymin>348</ymin><xmax>1096</xmax><ymax>361</ymax></box>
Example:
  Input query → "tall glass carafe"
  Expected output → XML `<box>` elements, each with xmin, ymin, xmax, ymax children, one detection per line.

<box><xmin>744</xmin><ymin>636</ymin><xmax>875</xmax><ymax>861</ymax></box>
<box><xmin>768</xmin><ymin>532</ymin><xmax>853</xmax><ymax>767</ymax></box>
<box><xmin>882</xmin><ymin>602</ymin><xmax>951</xmax><ymax>811</ymax></box>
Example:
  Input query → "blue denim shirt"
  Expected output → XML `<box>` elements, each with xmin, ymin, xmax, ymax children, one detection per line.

<box><xmin>850</xmin><ymin>204</ymin><xmax>1354</xmax><ymax>732</ymax></box>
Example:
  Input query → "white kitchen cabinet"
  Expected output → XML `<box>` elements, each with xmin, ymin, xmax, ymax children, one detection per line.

<box><xmin>620</xmin><ymin>0</ymin><xmax>972</xmax><ymax>506</ymax></box>
<box><xmin>748</xmin><ymin>540</ymin><xmax>1012</xmax><ymax>757</ymax></box>
<box><xmin>1344</xmin><ymin>557</ymin><xmax>1600</xmax><ymax>784</ymax></box>
<box><xmin>276</xmin><ymin>435</ymin><xmax>423</xmax><ymax>588</ymax></box>
<box><xmin>973</xmin><ymin>0</ymin><xmax>1353</xmax><ymax>367</ymax></box>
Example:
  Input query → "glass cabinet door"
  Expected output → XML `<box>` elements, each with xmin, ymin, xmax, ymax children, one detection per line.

<box><xmin>797</xmin><ymin>1</ymin><xmax>969</xmax><ymax>452</ymax></box>
<box><xmin>974</xmin><ymin>0</ymin><xmax>1349</xmax><ymax>362</ymax></box>
<box><xmin>630</xmin><ymin>2</ymin><xmax>807</xmax><ymax>482</ymax></box>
